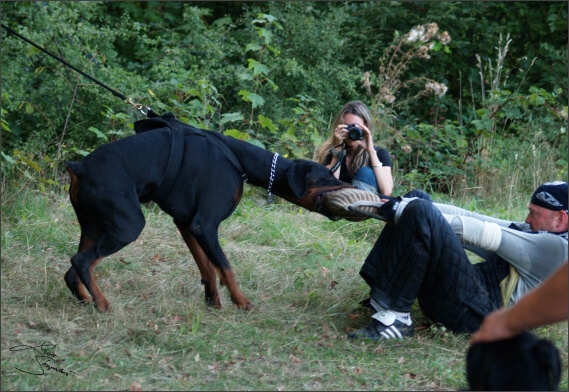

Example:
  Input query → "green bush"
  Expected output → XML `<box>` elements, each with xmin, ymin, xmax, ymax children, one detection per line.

<box><xmin>1</xmin><ymin>1</ymin><xmax>567</xmax><ymax>199</ymax></box>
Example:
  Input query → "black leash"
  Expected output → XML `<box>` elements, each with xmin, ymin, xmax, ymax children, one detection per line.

<box><xmin>1</xmin><ymin>23</ymin><xmax>150</xmax><ymax>115</ymax></box>
<box><xmin>2</xmin><ymin>23</ymin><xmax>249</xmax><ymax>198</ymax></box>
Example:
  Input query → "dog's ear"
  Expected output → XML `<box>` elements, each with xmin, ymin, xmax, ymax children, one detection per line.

<box><xmin>532</xmin><ymin>339</ymin><xmax>562</xmax><ymax>391</ymax></box>
<box><xmin>287</xmin><ymin>160</ymin><xmax>336</xmax><ymax>199</ymax></box>
<box><xmin>286</xmin><ymin>161</ymin><xmax>312</xmax><ymax>199</ymax></box>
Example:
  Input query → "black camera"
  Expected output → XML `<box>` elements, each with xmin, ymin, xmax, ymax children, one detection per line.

<box><xmin>347</xmin><ymin>124</ymin><xmax>364</xmax><ymax>140</ymax></box>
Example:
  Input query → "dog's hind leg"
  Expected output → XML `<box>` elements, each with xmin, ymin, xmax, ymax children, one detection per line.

<box><xmin>65</xmin><ymin>266</ymin><xmax>92</xmax><ymax>304</ymax></box>
<box><xmin>176</xmin><ymin>225</ymin><xmax>222</xmax><ymax>308</ymax></box>
<box><xmin>64</xmin><ymin>234</ymin><xmax>96</xmax><ymax>303</ymax></box>
<box><xmin>70</xmin><ymin>226</ymin><xmax>144</xmax><ymax>313</ymax></box>
<box><xmin>64</xmin><ymin>233</ymin><xmax>99</xmax><ymax>303</ymax></box>
<box><xmin>65</xmin><ymin>163</ymin><xmax>147</xmax><ymax>312</ymax></box>
<box><xmin>67</xmin><ymin>204</ymin><xmax>145</xmax><ymax>312</ymax></box>
<box><xmin>70</xmin><ymin>251</ymin><xmax>110</xmax><ymax>311</ymax></box>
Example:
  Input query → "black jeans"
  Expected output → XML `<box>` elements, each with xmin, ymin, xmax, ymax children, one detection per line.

<box><xmin>359</xmin><ymin>191</ymin><xmax>508</xmax><ymax>333</ymax></box>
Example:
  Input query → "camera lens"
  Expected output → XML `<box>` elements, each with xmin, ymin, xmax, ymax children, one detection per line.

<box><xmin>347</xmin><ymin>124</ymin><xmax>364</xmax><ymax>140</ymax></box>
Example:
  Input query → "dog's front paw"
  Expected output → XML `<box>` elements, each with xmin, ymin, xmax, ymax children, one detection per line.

<box><xmin>204</xmin><ymin>293</ymin><xmax>223</xmax><ymax>309</ymax></box>
<box><xmin>95</xmin><ymin>300</ymin><xmax>112</xmax><ymax>313</ymax></box>
<box><xmin>233</xmin><ymin>296</ymin><xmax>254</xmax><ymax>310</ymax></box>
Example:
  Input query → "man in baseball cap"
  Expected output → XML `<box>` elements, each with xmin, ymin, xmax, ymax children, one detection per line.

<box><xmin>524</xmin><ymin>181</ymin><xmax>568</xmax><ymax>235</ymax></box>
<box><xmin>348</xmin><ymin>181</ymin><xmax>568</xmax><ymax>341</ymax></box>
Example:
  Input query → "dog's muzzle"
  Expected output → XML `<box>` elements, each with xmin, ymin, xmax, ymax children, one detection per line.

<box><xmin>318</xmin><ymin>188</ymin><xmax>385</xmax><ymax>222</ymax></box>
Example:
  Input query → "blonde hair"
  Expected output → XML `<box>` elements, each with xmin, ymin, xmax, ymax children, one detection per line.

<box><xmin>313</xmin><ymin>101</ymin><xmax>374</xmax><ymax>174</ymax></box>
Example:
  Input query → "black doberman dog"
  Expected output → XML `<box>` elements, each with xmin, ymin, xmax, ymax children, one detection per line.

<box><xmin>65</xmin><ymin>112</ymin><xmax>356</xmax><ymax>312</ymax></box>
<box><xmin>467</xmin><ymin>331</ymin><xmax>561</xmax><ymax>391</ymax></box>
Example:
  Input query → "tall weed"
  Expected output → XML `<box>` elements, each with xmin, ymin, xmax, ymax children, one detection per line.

<box><xmin>366</xmin><ymin>28</ymin><xmax>567</xmax><ymax>196</ymax></box>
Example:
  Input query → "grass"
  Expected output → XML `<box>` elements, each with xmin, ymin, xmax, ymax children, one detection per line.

<box><xmin>1</xmin><ymin>186</ymin><xmax>567</xmax><ymax>391</ymax></box>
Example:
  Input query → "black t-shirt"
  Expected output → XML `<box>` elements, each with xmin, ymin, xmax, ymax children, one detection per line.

<box><xmin>324</xmin><ymin>146</ymin><xmax>391</xmax><ymax>183</ymax></box>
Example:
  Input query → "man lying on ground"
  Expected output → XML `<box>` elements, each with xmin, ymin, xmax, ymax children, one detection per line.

<box><xmin>348</xmin><ymin>181</ymin><xmax>568</xmax><ymax>340</ymax></box>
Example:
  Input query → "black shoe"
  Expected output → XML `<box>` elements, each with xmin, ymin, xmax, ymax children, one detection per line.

<box><xmin>348</xmin><ymin>312</ymin><xmax>414</xmax><ymax>340</ymax></box>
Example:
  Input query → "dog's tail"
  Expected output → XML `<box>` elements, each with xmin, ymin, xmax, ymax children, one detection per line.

<box><xmin>66</xmin><ymin>161</ymin><xmax>83</xmax><ymax>205</ymax></box>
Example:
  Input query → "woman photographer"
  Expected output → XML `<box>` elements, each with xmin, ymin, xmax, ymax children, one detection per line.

<box><xmin>313</xmin><ymin>101</ymin><xmax>393</xmax><ymax>196</ymax></box>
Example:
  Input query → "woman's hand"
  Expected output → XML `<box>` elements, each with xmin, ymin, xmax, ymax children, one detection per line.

<box><xmin>338</xmin><ymin>122</ymin><xmax>374</xmax><ymax>151</ymax></box>
<box><xmin>334</xmin><ymin>124</ymin><xmax>348</xmax><ymax>142</ymax></box>
<box><xmin>359</xmin><ymin>123</ymin><xmax>375</xmax><ymax>152</ymax></box>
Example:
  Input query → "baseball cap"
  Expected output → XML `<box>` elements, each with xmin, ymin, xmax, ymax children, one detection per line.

<box><xmin>530</xmin><ymin>181</ymin><xmax>568</xmax><ymax>212</ymax></box>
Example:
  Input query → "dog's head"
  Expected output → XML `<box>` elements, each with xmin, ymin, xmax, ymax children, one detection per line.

<box><xmin>466</xmin><ymin>331</ymin><xmax>561</xmax><ymax>391</ymax></box>
<box><xmin>284</xmin><ymin>160</ymin><xmax>355</xmax><ymax>219</ymax></box>
<box><xmin>285</xmin><ymin>159</ymin><xmax>386</xmax><ymax>221</ymax></box>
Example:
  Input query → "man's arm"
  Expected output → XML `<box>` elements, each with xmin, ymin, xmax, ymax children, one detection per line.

<box><xmin>471</xmin><ymin>262</ymin><xmax>568</xmax><ymax>344</ymax></box>
<box><xmin>440</xmin><ymin>211</ymin><xmax>567</xmax><ymax>284</ymax></box>
<box><xmin>434</xmin><ymin>202</ymin><xmax>529</xmax><ymax>229</ymax></box>
<box><xmin>384</xmin><ymin>200</ymin><xmax>566</xmax><ymax>280</ymax></box>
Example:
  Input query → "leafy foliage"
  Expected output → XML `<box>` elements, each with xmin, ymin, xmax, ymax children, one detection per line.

<box><xmin>1</xmin><ymin>1</ymin><xmax>567</xmax><ymax>198</ymax></box>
